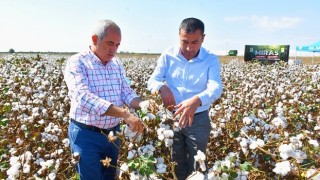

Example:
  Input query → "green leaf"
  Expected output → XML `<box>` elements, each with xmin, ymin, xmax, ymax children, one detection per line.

<box><xmin>301</xmin><ymin>159</ymin><xmax>316</xmax><ymax>168</ymax></box>
<box><xmin>229</xmin><ymin>131</ymin><xmax>240</xmax><ymax>138</ymax></box>
<box><xmin>128</xmin><ymin>160</ymin><xmax>138</xmax><ymax>169</ymax></box>
<box><xmin>239</xmin><ymin>161</ymin><xmax>252</xmax><ymax>171</ymax></box>
<box><xmin>230</xmin><ymin>170</ymin><xmax>238</xmax><ymax>178</ymax></box>
<box><xmin>3</xmin><ymin>105</ymin><xmax>12</xmax><ymax>113</ymax></box>
<box><xmin>264</xmin><ymin>154</ymin><xmax>271</xmax><ymax>161</ymax></box>
<box><xmin>0</xmin><ymin>118</ymin><xmax>9</xmax><ymax>127</ymax></box>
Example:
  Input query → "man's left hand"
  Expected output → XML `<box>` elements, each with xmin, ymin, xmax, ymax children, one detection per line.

<box><xmin>173</xmin><ymin>96</ymin><xmax>202</xmax><ymax>128</ymax></box>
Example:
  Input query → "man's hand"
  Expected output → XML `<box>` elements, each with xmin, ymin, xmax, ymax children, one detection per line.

<box><xmin>159</xmin><ymin>85</ymin><xmax>176</xmax><ymax>112</ymax></box>
<box><xmin>103</xmin><ymin>104</ymin><xmax>144</xmax><ymax>133</ymax></box>
<box><xmin>122</xmin><ymin>111</ymin><xmax>144</xmax><ymax>133</ymax></box>
<box><xmin>173</xmin><ymin>96</ymin><xmax>201</xmax><ymax>128</ymax></box>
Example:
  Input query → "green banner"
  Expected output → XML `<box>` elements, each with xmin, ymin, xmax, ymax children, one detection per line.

<box><xmin>244</xmin><ymin>45</ymin><xmax>290</xmax><ymax>62</ymax></box>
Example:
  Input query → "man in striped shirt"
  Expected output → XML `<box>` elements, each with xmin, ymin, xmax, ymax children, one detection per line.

<box><xmin>64</xmin><ymin>19</ymin><xmax>145</xmax><ymax>179</ymax></box>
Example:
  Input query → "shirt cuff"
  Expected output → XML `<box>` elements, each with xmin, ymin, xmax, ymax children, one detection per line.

<box><xmin>198</xmin><ymin>94</ymin><xmax>209</xmax><ymax>107</ymax></box>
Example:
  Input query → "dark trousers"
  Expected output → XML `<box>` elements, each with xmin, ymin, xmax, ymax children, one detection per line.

<box><xmin>172</xmin><ymin>110</ymin><xmax>211</xmax><ymax>180</ymax></box>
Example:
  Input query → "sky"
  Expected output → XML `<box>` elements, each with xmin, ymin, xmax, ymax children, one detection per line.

<box><xmin>1</xmin><ymin>0</ymin><xmax>319</xmax><ymax>55</ymax></box>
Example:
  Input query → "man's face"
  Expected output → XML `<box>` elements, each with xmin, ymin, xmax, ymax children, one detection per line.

<box><xmin>179</xmin><ymin>29</ymin><xmax>204</xmax><ymax>60</ymax></box>
<box><xmin>92</xmin><ymin>29</ymin><xmax>121</xmax><ymax>64</ymax></box>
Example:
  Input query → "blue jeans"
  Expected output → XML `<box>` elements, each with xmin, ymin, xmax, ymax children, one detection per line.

<box><xmin>68</xmin><ymin>121</ymin><xmax>120</xmax><ymax>180</ymax></box>
<box><xmin>172</xmin><ymin>110</ymin><xmax>211</xmax><ymax>180</ymax></box>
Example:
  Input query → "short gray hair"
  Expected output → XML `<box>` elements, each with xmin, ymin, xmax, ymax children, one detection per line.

<box><xmin>92</xmin><ymin>19</ymin><xmax>121</xmax><ymax>40</ymax></box>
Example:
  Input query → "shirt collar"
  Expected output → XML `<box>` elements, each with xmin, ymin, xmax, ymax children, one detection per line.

<box><xmin>88</xmin><ymin>46</ymin><xmax>111</xmax><ymax>65</ymax></box>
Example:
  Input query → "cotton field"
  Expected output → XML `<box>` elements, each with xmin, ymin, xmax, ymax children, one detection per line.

<box><xmin>0</xmin><ymin>53</ymin><xmax>319</xmax><ymax>180</ymax></box>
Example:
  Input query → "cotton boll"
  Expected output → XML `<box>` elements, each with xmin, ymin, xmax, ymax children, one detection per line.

<box><xmin>156</xmin><ymin>163</ymin><xmax>167</xmax><ymax>174</ymax></box>
<box><xmin>6</xmin><ymin>162</ymin><xmax>21</xmax><ymax>178</ymax></box>
<box><xmin>158</xmin><ymin>134</ymin><xmax>165</xmax><ymax>141</ymax></box>
<box><xmin>219</xmin><ymin>122</ymin><xmax>226</xmax><ymax>128</ymax></box>
<box><xmin>16</xmin><ymin>138</ymin><xmax>24</xmax><ymax>146</ymax></box>
<box><xmin>23</xmin><ymin>163</ymin><xmax>30</xmax><ymax>173</ymax></box>
<box><xmin>308</xmin><ymin>139</ymin><xmax>319</xmax><ymax>148</ymax></box>
<box><xmin>163</xmin><ymin>130</ymin><xmax>174</xmax><ymax>138</ymax></box>
<box><xmin>164</xmin><ymin>138</ymin><xmax>173</xmax><ymax>147</ymax></box>
<box><xmin>271</xmin><ymin>117</ymin><xmax>286</xmax><ymax>128</ymax></box>
<box><xmin>156</xmin><ymin>166</ymin><xmax>167</xmax><ymax>174</ymax></box>
<box><xmin>128</xmin><ymin>143</ymin><xmax>134</xmax><ymax>150</ymax></box>
<box><xmin>146</xmin><ymin>113</ymin><xmax>156</xmax><ymax>120</ymax></box>
<box><xmin>249</xmin><ymin>141</ymin><xmax>258</xmax><ymax>150</ymax></box>
<box><xmin>127</xmin><ymin>150</ymin><xmax>136</xmax><ymax>160</ymax></box>
<box><xmin>211</xmin><ymin>130</ymin><xmax>220</xmax><ymax>138</ymax></box>
<box><xmin>243</xmin><ymin>117</ymin><xmax>253</xmax><ymax>125</ymax></box>
<box><xmin>194</xmin><ymin>150</ymin><xmax>206</xmax><ymax>162</ymax></box>
<box><xmin>156</xmin><ymin>157</ymin><xmax>164</xmax><ymax>164</ymax></box>
<box><xmin>257</xmin><ymin>109</ymin><xmax>267</xmax><ymax>119</ymax></box>
<box><xmin>306</xmin><ymin>169</ymin><xmax>320</xmax><ymax>179</ymax></box>
<box><xmin>293</xmin><ymin>150</ymin><xmax>307</xmax><ymax>163</ymax></box>
<box><xmin>273</xmin><ymin>161</ymin><xmax>291</xmax><ymax>176</ymax></box>
<box><xmin>200</xmin><ymin>162</ymin><xmax>206</xmax><ymax>171</ymax></box>
<box><xmin>240</xmin><ymin>138</ymin><xmax>248</xmax><ymax>148</ymax></box>
<box><xmin>187</xmin><ymin>172</ymin><xmax>205</xmax><ymax>180</ymax></box>
<box><xmin>119</xmin><ymin>163</ymin><xmax>129</xmax><ymax>177</ymax></box>
<box><xmin>307</xmin><ymin>114</ymin><xmax>313</xmax><ymax>122</ymax></box>
<box><xmin>62</xmin><ymin>138</ymin><xmax>70</xmax><ymax>147</ymax></box>
<box><xmin>48</xmin><ymin>172</ymin><xmax>56</xmax><ymax>180</ymax></box>
<box><xmin>279</xmin><ymin>144</ymin><xmax>294</xmax><ymax>160</ymax></box>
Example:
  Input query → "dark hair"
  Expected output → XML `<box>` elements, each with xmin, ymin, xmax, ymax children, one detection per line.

<box><xmin>179</xmin><ymin>17</ymin><xmax>205</xmax><ymax>35</ymax></box>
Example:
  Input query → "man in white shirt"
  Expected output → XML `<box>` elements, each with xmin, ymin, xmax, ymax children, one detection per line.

<box><xmin>148</xmin><ymin>17</ymin><xmax>223</xmax><ymax>179</ymax></box>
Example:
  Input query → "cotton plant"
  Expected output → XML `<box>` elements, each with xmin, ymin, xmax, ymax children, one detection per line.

<box><xmin>207</xmin><ymin>152</ymin><xmax>244</xmax><ymax>179</ymax></box>
<box><xmin>237</xmin><ymin>115</ymin><xmax>269</xmax><ymax>154</ymax></box>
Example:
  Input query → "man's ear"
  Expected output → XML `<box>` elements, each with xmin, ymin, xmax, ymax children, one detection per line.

<box><xmin>202</xmin><ymin>34</ymin><xmax>206</xmax><ymax>42</ymax></box>
<box><xmin>92</xmin><ymin>35</ymin><xmax>98</xmax><ymax>45</ymax></box>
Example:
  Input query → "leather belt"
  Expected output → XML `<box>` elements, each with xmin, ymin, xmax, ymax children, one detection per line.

<box><xmin>70</xmin><ymin>119</ymin><xmax>118</xmax><ymax>134</ymax></box>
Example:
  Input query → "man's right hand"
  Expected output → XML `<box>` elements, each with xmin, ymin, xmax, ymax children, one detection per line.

<box><xmin>123</xmin><ymin>112</ymin><xmax>144</xmax><ymax>134</ymax></box>
<box><xmin>103</xmin><ymin>105</ymin><xmax>144</xmax><ymax>134</ymax></box>
<box><xmin>159</xmin><ymin>85</ymin><xmax>176</xmax><ymax>112</ymax></box>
